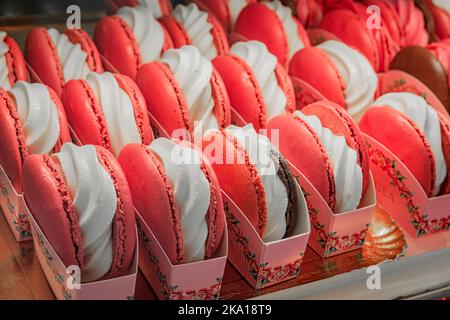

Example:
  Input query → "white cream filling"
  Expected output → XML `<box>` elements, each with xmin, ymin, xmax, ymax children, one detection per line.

<box><xmin>294</xmin><ymin>111</ymin><xmax>363</xmax><ymax>213</ymax></box>
<box><xmin>318</xmin><ymin>40</ymin><xmax>378</xmax><ymax>122</ymax></box>
<box><xmin>173</xmin><ymin>3</ymin><xmax>218</xmax><ymax>60</ymax></box>
<box><xmin>48</xmin><ymin>28</ymin><xmax>90</xmax><ymax>82</ymax></box>
<box><xmin>225</xmin><ymin>124</ymin><xmax>288</xmax><ymax>242</ymax></box>
<box><xmin>0</xmin><ymin>31</ymin><xmax>11</xmax><ymax>90</ymax></box>
<box><xmin>263</xmin><ymin>0</ymin><xmax>305</xmax><ymax>59</ymax></box>
<box><xmin>138</xmin><ymin>0</ymin><xmax>164</xmax><ymax>18</ymax></box>
<box><xmin>229</xmin><ymin>0</ymin><xmax>250</xmax><ymax>27</ymax></box>
<box><xmin>149</xmin><ymin>138</ymin><xmax>210</xmax><ymax>263</ymax></box>
<box><xmin>161</xmin><ymin>45</ymin><xmax>219</xmax><ymax>141</ymax></box>
<box><xmin>372</xmin><ymin>92</ymin><xmax>447</xmax><ymax>195</ymax></box>
<box><xmin>86</xmin><ymin>72</ymin><xmax>141</xmax><ymax>156</ymax></box>
<box><xmin>54</xmin><ymin>143</ymin><xmax>116</xmax><ymax>282</ymax></box>
<box><xmin>116</xmin><ymin>5</ymin><xmax>164</xmax><ymax>63</ymax></box>
<box><xmin>11</xmin><ymin>81</ymin><xmax>60</xmax><ymax>154</ymax></box>
<box><xmin>231</xmin><ymin>41</ymin><xmax>287</xmax><ymax>120</ymax></box>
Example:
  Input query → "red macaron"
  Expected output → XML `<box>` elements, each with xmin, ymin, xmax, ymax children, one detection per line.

<box><xmin>0</xmin><ymin>82</ymin><xmax>71</xmax><ymax>193</ymax></box>
<box><xmin>62</xmin><ymin>71</ymin><xmax>153</xmax><ymax>157</ymax></box>
<box><xmin>424</xmin><ymin>0</ymin><xmax>450</xmax><ymax>41</ymax></box>
<box><xmin>234</xmin><ymin>1</ymin><xmax>310</xmax><ymax>67</ymax></box>
<box><xmin>0</xmin><ymin>31</ymin><xmax>29</xmax><ymax>89</ymax></box>
<box><xmin>212</xmin><ymin>40</ymin><xmax>295</xmax><ymax>130</ymax></box>
<box><xmin>267</xmin><ymin>100</ymin><xmax>370</xmax><ymax>213</ymax></box>
<box><xmin>95</xmin><ymin>5</ymin><xmax>173</xmax><ymax>80</ymax></box>
<box><xmin>23</xmin><ymin>143</ymin><xmax>136</xmax><ymax>282</ymax></box>
<box><xmin>25</xmin><ymin>28</ymin><xmax>103</xmax><ymax>97</ymax></box>
<box><xmin>136</xmin><ymin>45</ymin><xmax>231</xmax><ymax>141</ymax></box>
<box><xmin>109</xmin><ymin>0</ymin><xmax>172</xmax><ymax>17</ymax></box>
<box><xmin>119</xmin><ymin>139</ymin><xmax>225</xmax><ymax>264</ymax></box>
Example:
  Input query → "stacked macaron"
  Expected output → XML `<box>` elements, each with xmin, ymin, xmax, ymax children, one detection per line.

<box><xmin>62</xmin><ymin>71</ymin><xmax>153</xmax><ymax>156</ymax></box>
<box><xmin>95</xmin><ymin>5</ymin><xmax>173</xmax><ymax>80</ymax></box>
<box><xmin>267</xmin><ymin>101</ymin><xmax>370</xmax><ymax>213</ymax></box>
<box><xmin>289</xmin><ymin>40</ymin><xmax>378</xmax><ymax>121</ymax></box>
<box><xmin>424</xmin><ymin>0</ymin><xmax>450</xmax><ymax>40</ymax></box>
<box><xmin>0</xmin><ymin>81</ymin><xmax>71</xmax><ymax>193</ymax></box>
<box><xmin>234</xmin><ymin>1</ymin><xmax>310</xmax><ymax>66</ymax></box>
<box><xmin>110</xmin><ymin>0</ymin><xmax>172</xmax><ymax>17</ymax></box>
<box><xmin>26</xmin><ymin>28</ymin><xmax>103</xmax><ymax>97</ymax></box>
<box><xmin>136</xmin><ymin>45</ymin><xmax>231</xmax><ymax>141</ymax></box>
<box><xmin>159</xmin><ymin>3</ymin><xmax>230</xmax><ymax>60</ymax></box>
<box><xmin>119</xmin><ymin>138</ymin><xmax>225</xmax><ymax>264</ymax></box>
<box><xmin>281</xmin><ymin>0</ymin><xmax>324</xmax><ymax>28</ymax></box>
<box><xmin>361</xmin><ymin>92</ymin><xmax>450</xmax><ymax>196</ymax></box>
<box><xmin>0</xmin><ymin>31</ymin><xmax>28</xmax><ymax>89</ymax></box>
<box><xmin>202</xmin><ymin>124</ymin><xmax>304</xmax><ymax>242</ymax></box>
<box><xmin>213</xmin><ymin>40</ymin><xmax>295</xmax><ymax>129</ymax></box>
<box><xmin>23</xmin><ymin>143</ymin><xmax>136</xmax><ymax>282</ymax></box>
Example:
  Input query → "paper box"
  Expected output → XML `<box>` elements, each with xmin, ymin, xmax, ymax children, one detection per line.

<box><xmin>364</xmin><ymin>134</ymin><xmax>450</xmax><ymax>238</ymax></box>
<box><xmin>26</xmin><ymin>203</ymin><xmax>138</xmax><ymax>300</ymax></box>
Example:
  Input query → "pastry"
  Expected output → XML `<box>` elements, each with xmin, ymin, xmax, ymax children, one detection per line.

<box><xmin>234</xmin><ymin>1</ymin><xmax>310</xmax><ymax>67</ymax></box>
<box><xmin>360</xmin><ymin>92</ymin><xmax>450</xmax><ymax>196</ymax></box>
<box><xmin>109</xmin><ymin>0</ymin><xmax>172</xmax><ymax>17</ymax></box>
<box><xmin>159</xmin><ymin>3</ymin><xmax>229</xmax><ymax>60</ymax></box>
<box><xmin>267</xmin><ymin>100</ymin><xmax>370</xmax><ymax>213</ymax></box>
<box><xmin>0</xmin><ymin>31</ymin><xmax>28</xmax><ymax>90</ymax></box>
<box><xmin>191</xmin><ymin>0</ymin><xmax>256</xmax><ymax>32</ymax></box>
<box><xmin>212</xmin><ymin>40</ymin><xmax>295</xmax><ymax>130</ymax></box>
<box><xmin>94</xmin><ymin>5</ymin><xmax>173</xmax><ymax>80</ymax></box>
<box><xmin>25</xmin><ymin>28</ymin><xmax>103</xmax><ymax>97</ymax></box>
<box><xmin>202</xmin><ymin>124</ymin><xmax>302</xmax><ymax>242</ymax></box>
<box><xmin>62</xmin><ymin>72</ymin><xmax>153</xmax><ymax>156</ymax></box>
<box><xmin>118</xmin><ymin>138</ymin><xmax>225</xmax><ymax>264</ymax></box>
<box><xmin>23</xmin><ymin>143</ymin><xmax>136</xmax><ymax>282</ymax></box>
<box><xmin>424</xmin><ymin>0</ymin><xmax>450</xmax><ymax>40</ymax></box>
<box><xmin>289</xmin><ymin>40</ymin><xmax>378</xmax><ymax>121</ymax></box>
<box><xmin>136</xmin><ymin>45</ymin><xmax>231</xmax><ymax>141</ymax></box>
<box><xmin>0</xmin><ymin>82</ymin><xmax>71</xmax><ymax>193</ymax></box>
<box><xmin>280</xmin><ymin>0</ymin><xmax>324</xmax><ymax>28</ymax></box>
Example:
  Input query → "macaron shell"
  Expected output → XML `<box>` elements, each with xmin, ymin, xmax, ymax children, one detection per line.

<box><xmin>118</xmin><ymin>143</ymin><xmax>184</xmax><ymax>264</ymax></box>
<box><xmin>62</xmin><ymin>79</ymin><xmax>113</xmax><ymax>151</ymax></box>
<box><xmin>0</xmin><ymin>89</ymin><xmax>28</xmax><ymax>193</ymax></box>
<box><xmin>289</xmin><ymin>46</ymin><xmax>346</xmax><ymax>107</ymax></box>
<box><xmin>302</xmin><ymin>101</ymin><xmax>370</xmax><ymax>196</ymax></box>
<box><xmin>94</xmin><ymin>146</ymin><xmax>136</xmax><ymax>278</ymax></box>
<box><xmin>207</xmin><ymin>13</ymin><xmax>230</xmax><ymax>56</ymax></box>
<box><xmin>64</xmin><ymin>28</ymin><xmax>104</xmax><ymax>73</ymax></box>
<box><xmin>109</xmin><ymin>0</ymin><xmax>172</xmax><ymax>15</ymax></box>
<box><xmin>438</xmin><ymin>112</ymin><xmax>450</xmax><ymax>195</ymax></box>
<box><xmin>4</xmin><ymin>36</ymin><xmax>29</xmax><ymax>85</ymax></box>
<box><xmin>307</xmin><ymin>28</ymin><xmax>342</xmax><ymax>46</ymax></box>
<box><xmin>94</xmin><ymin>16</ymin><xmax>142</xmax><ymax>79</ymax></box>
<box><xmin>113</xmin><ymin>73</ymin><xmax>154</xmax><ymax>145</ymax></box>
<box><xmin>46</xmin><ymin>85</ymin><xmax>72</xmax><ymax>152</ymax></box>
<box><xmin>390</xmin><ymin>45</ymin><xmax>450</xmax><ymax>112</ymax></box>
<box><xmin>426</xmin><ymin>0</ymin><xmax>450</xmax><ymax>40</ymax></box>
<box><xmin>23</xmin><ymin>153</ymin><xmax>83</xmax><ymax>270</ymax></box>
<box><xmin>210</xmin><ymin>67</ymin><xmax>232</xmax><ymax>130</ymax></box>
<box><xmin>360</xmin><ymin>106</ymin><xmax>436</xmax><ymax>197</ymax></box>
<box><xmin>158</xmin><ymin>15</ymin><xmax>192</xmax><ymax>48</ymax></box>
<box><xmin>274</xmin><ymin>63</ymin><xmax>296</xmax><ymax>113</ymax></box>
<box><xmin>202</xmin><ymin>131</ymin><xmax>267</xmax><ymax>236</ymax></box>
<box><xmin>267</xmin><ymin>114</ymin><xmax>336</xmax><ymax>209</ymax></box>
<box><xmin>136</xmin><ymin>61</ymin><xmax>191</xmax><ymax>136</ymax></box>
<box><xmin>25</xmin><ymin>28</ymin><xmax>65</xmax><ymax>97</ymax></box>
<box><xmin>192</xmin><ymin>0</ymin><xmax>234</xmax><ymax>31</ymax></box>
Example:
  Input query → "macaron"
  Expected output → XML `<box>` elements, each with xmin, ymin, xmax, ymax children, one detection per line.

<box><xmin>191</xmin><ymin>0</ymin><xmax>256</xmax><ymax>32</ymax></box>
<box><xmin>281</xmin><ymin>0</ymin><xmax>324</xmax><ymax>28</ymax></box>
<box><xmin>23</xmin><ymin>143</ymin><xmax>136</xmax><ymax>282</ymax></box>
<box><xmin>0</xmin><ymin>82</ymin><xmax>71</xmax><ymax>193</ymax></box>
<box><xmin>109</xmin><ymin>0</ymin><xmax>172</xmax><ymax>17</ymax></box>
<box><xmin>390</xmin><ymin>41</ymin><xmax>450</xmax><ymax>112</ymax></box>
<box><xmin>234</xmin><ymin>1</ymin><xmax>310</xmax><ymax>67</ymax></box>
<box><xmin>25</xmin><ymin>28</ymin><xmax>103</xmax><ymax>97</ymax></box>
<box><xmin>202</xmin><ymin>124</ymin><xmax>303</xmax><ymax>242</ymax></box>
<box><xmin>289</xmin><ymin>40</ymin><xmax>378</xmax><ymax>121</ymax></box>
<box><xmin>95</xmin><ymin>5</ymin><xmax>173</xmax><ymax>80</ymax></box>
<box><xmin>0</xmin><ymin>31</ymin><xmax>28</xmax><ymax>90</ymax></box>
<box><xmin>159</xmin><ymin>3</ymin><xmax>229</xmax><ymax>60</ymax></box>
<box><xmin>136</xmin><ymin>45</ymin><xmax>231</xmax><ymax>142</ymax></box>
<box><xmin>62</xmin><ymin>71</ymin><xmax>153</xmax><ymax>157</ymax></box>
<box><xmin>267</xmin><ymin>100</ymin><xmax>370</xmax><ymax>213</ymax></box>
<box><xmin>118</xmin><ymin>138</ymin><xmax>225</xmax><ymax>264</ymax></box>
<box><xmin>360</xmin><ymin>92</ymin><xmax>450</xmax><ymax>196</ymax></box>
<box><xmin>424</xmin><ymin>0</ymin><xmax>450</xmax><ymax>40</ymax></box>
<box><xmin>212</xmin><ymin>40</ymin><xmax>295</xmax><ymax>130</ymax></box>
<box><xmin>319</xmin><ymin>1</ymin><xmax>399</xmax><ymax>72</ymax></box>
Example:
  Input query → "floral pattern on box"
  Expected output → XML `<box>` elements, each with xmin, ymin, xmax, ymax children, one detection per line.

<box><xmin>0</xmin><ymin>181</ymin><xmax>31</xmax><ymax>240</ymax></box>
<box><xmin>302</xmin><ymin>188</ymin><xmax>368</xmax><ymax>257</ymax></box>
<box><xmin>224</xmin><ymin>201</ymin><xmax>303</xmax><ymax>289</ymax></box>
<box><xmin>33</xmin><ymin>230</ymin><xmax>72</xmax><ymax>300</ymax></box>
<box><xmin>137</xmin><ymin>221</ymin><xmax>222</xmax><ymax>300</ymax></box>
<box><xmin>368</xmin><ymin>143</ymin><xmax>450</xmax><ymax>236</ymax></box>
